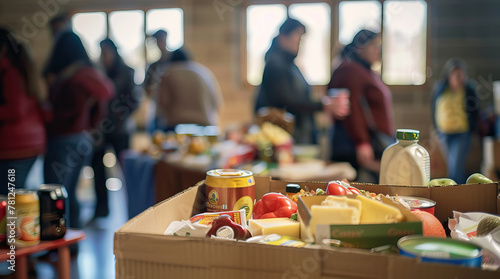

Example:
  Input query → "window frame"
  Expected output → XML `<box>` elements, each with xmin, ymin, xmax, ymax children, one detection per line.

<box><xmin>241</xmin><ymin>0</ymin><xmax>431</xmax><ymax>92</ymax></box>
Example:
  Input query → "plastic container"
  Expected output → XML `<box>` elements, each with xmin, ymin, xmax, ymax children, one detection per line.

<box><xmin>379</xmin><ymin>129</ymin><xmax>430</xmax><ymax>186</ymax></box>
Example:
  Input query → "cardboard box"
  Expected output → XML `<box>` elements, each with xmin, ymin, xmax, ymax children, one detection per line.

<box><xmin>114</xmin><ymin>177</ymin><xmax>500</xmax><ymax>279</ymax></box>
<box><xmin>297</xmin><ymin>195</ymin><xmax>422</xmax><ymax>248</ymax></box>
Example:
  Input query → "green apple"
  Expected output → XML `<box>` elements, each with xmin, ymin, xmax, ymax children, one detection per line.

<box><xmin>466</xmin><ymin>173</ymin><xmax>493</xmax><ymax>184</ymax></box>
<box><xmin>428</xmin><ymin>178</ymin><xmax>457</xmax><ymax>186</ymax></box>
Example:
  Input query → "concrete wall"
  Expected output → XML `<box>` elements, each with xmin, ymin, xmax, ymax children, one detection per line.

<box><xmin>1</xmin><ymin>0</ymin><xmax>498</xmax><ymax>175</ymax></box>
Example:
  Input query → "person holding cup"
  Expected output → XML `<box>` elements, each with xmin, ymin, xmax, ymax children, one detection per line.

<box><xmin>327</xmin><ymin>29</ymin><xmax>395</xmax><ymax>182</ymax></box>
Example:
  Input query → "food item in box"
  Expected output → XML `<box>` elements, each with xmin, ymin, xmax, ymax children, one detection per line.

<box><xmin>248</xmin><ymin>218</ymin><xmax>300</xmax><ymax>239</ymax></box>
<box><xmin>309</xmin><ymin>196</ymin><xmax>361</xmax><ymax>235</ymax></box>
<box><xmin>411</xmin><ymin>210</ymin><xmax>446</xmax><ymax>237</ymax></box>
<box><xmin>428</xmin><ymin>178</ymin><xmax>457</xmax><ymax>186</ymax></box>
<box><xmin>206</xmin><ymin>215</ymin><xmax>251</xmax><ymax>240</ymax></box>
<box><xmin>477</xmin><ymin>215</ymin><xmax>500</xmax><ymax>237</ymax></box>
<box><xmin>164</xmin><ymin>220</ymin><xmax>211</xmax><ymax>237</ymax></box>
<box><xmin>397</xmin><ymin>196</ymin><xmax>436</xmax><ymax>215</ymax></box>
<box><xmin>189</xmin><ymin>209</ymin><xmax>247</xmax><ymax>227</ymax></box>
<box><xmin>466</xmin><ymin>173</ymin><xmax>494</xmax><ymax>184</ymax></box>
<box><xmin>397</xmin><ymin>235</ymin><xmax>483</xmax><ymax>268</ymax></box>
<box><xmin>205</xmin><ymin>169</ymin><xmax>255</xmax><ymax>220</ymax></box>
<box><xmin>356</xmin><ymin>195</ymin><xmax>404</xmax><ymax>224</ymax></box>
<box><xmin>253</xmin><ymin>192</ymin><xmax>297</xmax><ymax>219</ymax></box>
<box><xmin>246</xmin><ymin>234</ymin><xmax>305</xmax><ymax>247</ymax></box>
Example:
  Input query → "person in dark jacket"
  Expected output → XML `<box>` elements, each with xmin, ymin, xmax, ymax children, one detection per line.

<box><xmin>431</xmin><ymin>58</ymin><xmax>479</xmax><ymax>184</ymax></box>
<box><xmin>90</xmin><ymin>38</ymin><xmax>138</xmax><ymax>219</ymax></box>
<box><xmin>255</xmin><ymin>18</ymin><xmax>344</xmax><ymax>144</ymax></box>
<box><xmin>0</xmin><ymin>28</ymin><xmax>46</xmax><ymax>193</ymax></box>
<box><xmin>328</xmin><ymin>29</ymin><xmax>395</xmax><ymax>182</ymax></box>
<box><xmin>44</xmin><ymin>31</ymin><xmax>114</xmax><ymax>228</ymax></box>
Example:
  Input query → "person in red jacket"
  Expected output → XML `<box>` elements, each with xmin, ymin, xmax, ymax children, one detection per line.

<box><xmin>44</xmin><ymin>31</ymin><xmax>114</xmax><ymax>228</ymax></box>
<box><xmin>328</xmin><ymin>30</ymin><xmax>395</xmax><ymax>182</ymax></box>
<box><xmin>0</xmin><ymin>28</ymin><xmax>46</xmax><ymax>194</ymax></box>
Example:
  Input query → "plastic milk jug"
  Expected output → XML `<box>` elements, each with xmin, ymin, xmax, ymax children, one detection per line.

<box><xmin>379</xmin><ymin>129</ymin><xmax>430</xmax><ymax>186</ymax></box>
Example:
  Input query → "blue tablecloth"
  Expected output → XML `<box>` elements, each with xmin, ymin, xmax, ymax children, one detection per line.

<box><xmin>122</xmin><ymin>150</ymin><xmax>157</xmax><ymax>219</ymax></box>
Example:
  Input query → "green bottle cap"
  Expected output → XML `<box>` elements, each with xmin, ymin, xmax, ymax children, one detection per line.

<box><xmin>286</xmin><ymin>184</ymin><xmax>301</xmax><ymax>193</ymax></box>
<box><xmin>396</xmin><ymin>129</ymin><xmax>420</xmax><ymax>140</ymax></box>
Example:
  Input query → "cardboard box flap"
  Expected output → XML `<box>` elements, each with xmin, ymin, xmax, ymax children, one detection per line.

<box><xmin>118</xmin><ymin>181</ymin><xmax>206</xmax><ymax>234</ymax></box>
<box><xmin>429</xmin><ymin>182</ymin><xmax>499</xmax><ymax>222</ymax></box>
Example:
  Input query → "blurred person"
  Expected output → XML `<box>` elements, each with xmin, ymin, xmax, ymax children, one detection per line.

<box><xmin>0</xmin><ymin>28</ymin><xmax>46</xmax><ymax>194</ymax></box>
<box><xmin>157</xmin><ymin>47</ymin><xmax>223</xmax><ymax>130</ymax></box>
<box><xmin>89</xmin><ymin>38</ymin><xmax>138</xmax><ymax>220</ymax></box>
<box><xmin>43</xmin><ymin>13</ymin><xmax>72</xmax><ymax>79</ymax></box>
<box><xmin>144</xmin><ymin>30</ymin><xmax>172</xmax><ymax>133</ymax></box>
<box><xmin>49</xmin><ymin>13</ymin><xmax>71</xmax><ymax>38</ymax></box>
<box><xmin>255</xmin><ymin>18</ymin><xmax>348</xmax><ymax>144</ymax></box>
<box><xmin>327</xmin><ymin>29</ymin><xmax>395</xmax><ymax>182</ymax></box>
<box><xmin>144</xmin><ymin>29</ymin><xmax>171</xmax><ymax>97</ymax></box>
<box><xmin>431</xmin><ymin>58</ymin><xmax>479</xmax><ymax>184</ymax></box>
<box><xmin>44</xmin><ymin>31</ymin><xmax>114</xmax><ymax>228</ymax></box>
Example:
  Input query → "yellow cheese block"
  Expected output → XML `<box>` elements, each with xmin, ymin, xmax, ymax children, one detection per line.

<box><xmin>248</xmin><ymin>218</ymin><xmax>300</xmax><ymax>239</ymax></box>
<box><xmin>309</xmin><ymin>197</ymin><xmax>361</xmax><ymax>235</ymax></box>
<box><xmin>356</xmin><ymin>195</ymin><xmax>404</xmax><ymax>224</ymax></box>
<box><xmin>322</xmin><ymin>196</ymin><xmax>362</xmax><ymax>212</ymax></box>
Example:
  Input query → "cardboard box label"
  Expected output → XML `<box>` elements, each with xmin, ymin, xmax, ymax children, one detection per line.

<box><xmin>316</xmin><ymin>222</ymin><xmax>422</xmax><ymax>248</ymax></box>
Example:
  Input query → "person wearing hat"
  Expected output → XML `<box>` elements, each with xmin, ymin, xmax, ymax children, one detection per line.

<box><xmin>255</xmin><ymin>18</ymin><xmax>348</xmax><ymax>144</ymax></box>
<box><xmin>327</xmin><ymin>29</ymin><xmax>395</xmax><ymax>182</ymax></box>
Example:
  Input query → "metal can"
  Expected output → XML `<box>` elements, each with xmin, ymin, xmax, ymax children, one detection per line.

<box><xmin>13</xmin><ymin>189</ymin><xmax>40</xmax><ymax>247</ymax></box>
<box><xmin>398</xmin><ymin>196</ymin><xmax>436</xmax><ymax>215</ymax></box>
<box><xmin>205</xmin><ymin>169</ymin><xmax>255</xmax><ymax>221</ymax></box>
<box><xmin>397</xmin><ymin>235</ymin><xmax>483</xmax><ymax>267</ymax></box>
<box><xmin>0</xmin><ymin>195</ymin><xmax>7</xmax><ymax>244</ymax></box>
<box><xmin>38</xmin><ymin>184</ymin><xmax>67</xmax><ymax>241</ymax></box>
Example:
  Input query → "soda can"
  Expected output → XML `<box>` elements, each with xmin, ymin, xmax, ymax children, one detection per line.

<box><xmin>205</xmin><ymin>169</ymin><xmax>255</xmax><ymax>221</ymax></box>
<box><xmin>13</xmin><ymin>189</ymin><xmax>40</xmax><ymax>247</ymax></box>
<box><xmin>0</xmin><ymin>195</ymin><xmax>7</xmax><ymax>244</ymax></box>
<box><xmin>38</xmin><ymin>184</ymin><xmax>67</xmax><ymax>241</ymax></box>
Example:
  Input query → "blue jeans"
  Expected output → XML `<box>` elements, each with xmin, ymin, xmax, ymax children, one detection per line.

<box><xmin>0</xmin><ymin>157</ymin><xmax>38</xmax><ymax>195</ymax></box>
<box><xmin>44</xmin><ymin>132</ymin><xmax>94</xmax><ymax>228</ymax></box>
<box><xmin>438</xmin><ymin>132</ymin><xmax>471</xmax><ymax>184</ymax></box>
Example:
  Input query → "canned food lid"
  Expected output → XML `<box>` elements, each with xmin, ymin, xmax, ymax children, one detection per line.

<box><xmin>216</xmin><ymin>226</ymin><xmax>235</xmax><ymax>239</ymax></box>
<box><xmin>39</xmin><ymin>184</ymin><xmax>64</xmax><ymax>191</ymax></box>
<box><xmin>206</xmin><ymin>169</ymin><xmax>255</xmax><ymax>188</ymax></box>
<box><xmin>14</xmin><ymin>189</ymin><xmax>37</xmax><ymax>194</ymax></box>
<box><xmin>398</xmin><ymin>235</ymin><xmax>482</xmax><ymax>260</ymax></box>
<box><xmin>398</xmin><ymin>196</ymin><xmax>436</xmax><ymax>209</ymax></box>
<box><xmin>209</xmin><ymin>169</ymin><xmax>252</xmax><ymax>177</ymax></box>
<box><xmin>286</xmin><ymin>184</ymin><xmax>301</xmax><ymax>193</ymax></box>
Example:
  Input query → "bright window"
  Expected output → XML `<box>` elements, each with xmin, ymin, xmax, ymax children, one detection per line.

<box><xmin>383</xmin><ymin>1</ymin><xmax>427</xmax><ymax>85</ymax></box>
<box><xmin>246</xmin><ymin>4</ymin><xmax>287</xmax><ymax>86</ymax></box>
<box><xmin>338</xmin><ymin>1</ymin><xmax>381</xmax><ymax>46</ymax></box>
<box><xmin>71</xmin><ymin>12</ymin><xmax>107</xmax><ymax>61</ymax></box>
<box><xmin>72</xmin><ymin>8</ymin><xmax>184</xmax><ymax>84</ymax></box>
<box><xmin>338</xmin><ymin>0</ymin><xmax>427</xmax><ymax>85</ymax></box>
<box><xmin>289</xmin><ymin>3</ymin><xmax>331</xmax><ymax>85</ymax></box>
<box><xmin>109</xmin><ymin>10</ymin><xmax>145</xmax><ymax>84</ymax></box>
<box><xmin>246</xmin><ymin>3</ymin><xmax>331</xmax><ymax>86</ymax></box>
<box><xmin>146</xmin><ymin>8</ymin><xmax>184</xmax><ymax>64</ymax></box>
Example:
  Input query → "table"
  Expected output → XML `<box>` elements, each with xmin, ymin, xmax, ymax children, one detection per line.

<box><xmin>0</xmin><ymin>229</ymin><xmax>85</xmax><ymax>279</ymax></box>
